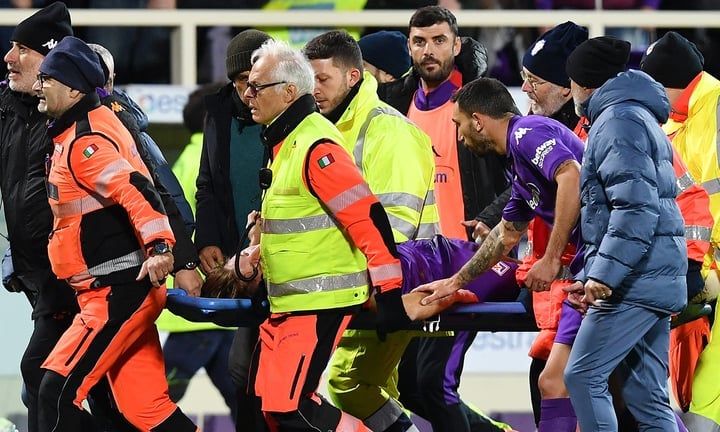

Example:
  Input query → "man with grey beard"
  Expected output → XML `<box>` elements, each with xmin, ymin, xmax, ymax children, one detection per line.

<box><xmin>517</xmin><ymin>21</ymin><xmax>587</xmax><ymax>431</ymax></box>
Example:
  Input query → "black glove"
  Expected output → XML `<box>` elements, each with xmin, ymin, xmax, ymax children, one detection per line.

<box><xmin>250</xmin><ymin>281</ymin><xmax>270</xmax><ymax>321</ymax></box>
<box><xmin>3</xmin><ymin>276</ymin><xmax>24</xmax><ymax>293</ymax></box>
<box><xmin>375</xmin><ymin>288</ymin><xmax>411</xmax><ymax>341</ymax></box>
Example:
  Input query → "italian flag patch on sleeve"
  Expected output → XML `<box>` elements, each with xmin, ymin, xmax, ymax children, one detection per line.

<box><xmin>83</xmin><ymin>144</ymin><xmax>99</xmax><ymax>158</ymax></box>
<box><xmin>318</xmin><ymin>153</ymin><xmax>335</xmax><ymax>169</ymax></box>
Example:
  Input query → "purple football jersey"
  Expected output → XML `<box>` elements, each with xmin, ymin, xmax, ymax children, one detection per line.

<box><xmin>399</xmin><ymin>235</ymin><xmax>519</xmax><ymax>302</ymax></box>
<box><xmin>502</xmin><ymin>115</ymin><xmax>584</xmax><ymax>248</ymax></box>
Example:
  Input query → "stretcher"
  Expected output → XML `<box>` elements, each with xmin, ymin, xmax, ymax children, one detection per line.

<box><xmin>165</xmin><ymin>288</ymin><xmax>540</xmax><ymax>332</ymax></box>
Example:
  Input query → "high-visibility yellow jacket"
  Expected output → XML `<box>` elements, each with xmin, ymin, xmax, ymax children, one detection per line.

<box><xmin>335</xmin><ymin>72</ymin><xmax>439</xmax><ymax>242</ymax></box>
<box><xmin>261</xmin><ymin>112</ymin><xmax>370</xmax><ymax>313</ymax></box>
<box><xmin>663</xmin><ymin>71</ymin><xmax>720</xmax><ymax>276</ymax></box>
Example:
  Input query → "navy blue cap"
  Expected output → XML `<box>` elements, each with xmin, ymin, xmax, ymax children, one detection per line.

<box><xmin>359</xmin><ymin>31</ymin><xmax>411</xmax><ymax>79</ymax></box>
<box><xmin>523</xmin><ymin>21</ymin><xmax>588</xmax><ymax>87</ymax></box>
<box><xmin>40</xmin><ymin>36</ymin><xmax>105</xmax><ymax>94</ymax></box>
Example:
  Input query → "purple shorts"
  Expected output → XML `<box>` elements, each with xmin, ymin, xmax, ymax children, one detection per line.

<box><xmin>554</xmin><ymin>300</ymin><xmax>582</xmax><ymax>346</ymax></box>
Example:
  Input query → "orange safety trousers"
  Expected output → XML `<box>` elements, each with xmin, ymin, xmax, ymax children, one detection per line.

<box><xmin>517</xmin><ymin>217</ymin><xmax>576</xmax><ymax>360</ymax></box>
<box><xmin>252</xmin><ymin>310</ymin><xmax>370</xmax><ymax>431</ymax></box>
<box><xmin>669</xmin><ymin>316</ymin><xmax>711</xmax><ymax>412</ymax></box>
<box><xmin>42</xmin><ymin>282</ymin><xmax>182</xmax><ymax>431</ymax></box>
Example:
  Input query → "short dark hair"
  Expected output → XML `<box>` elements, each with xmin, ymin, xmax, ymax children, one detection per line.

<box><xmin>303</xmin><ymin>30</ymin><xmax>363</xmax><ymax>72</ymax></box>
<box><xmin>409</xmin><ymin>6</ymin><xmax>459</xmax><ymax>38</ymax></box>
<box><xmin>451</xmin><ymin>78</ymin><xmax>521</xmax><ymax>119</ymax></box>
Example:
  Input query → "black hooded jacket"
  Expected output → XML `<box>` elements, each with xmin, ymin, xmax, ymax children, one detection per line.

<box><xmin>0</xmin><ymin>83</ymin><xmax>79</xmax><ymax>318</ymax></box>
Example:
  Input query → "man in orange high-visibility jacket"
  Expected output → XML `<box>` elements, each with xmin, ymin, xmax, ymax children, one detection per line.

<box><xmin>35</xmin><ymin>37</ymin><xmax>198</xmax><ymax>432</ymax></box>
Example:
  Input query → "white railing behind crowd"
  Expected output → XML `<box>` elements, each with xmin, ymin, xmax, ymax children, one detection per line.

<box><xmin>2</xmin><ymin>8</ymin><xmax>720</xmax><ymax>86</ymax></box>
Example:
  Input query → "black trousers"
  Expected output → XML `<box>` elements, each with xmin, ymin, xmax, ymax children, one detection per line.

<box><xmin>228</xmin><ymin>326</ymin><xmax>267</xmax><ymax>432</ymax></box>
<box><xmin>21</xmin><ymin>314</ymin><xmax>74</xmax><ymax>432</ymax></box>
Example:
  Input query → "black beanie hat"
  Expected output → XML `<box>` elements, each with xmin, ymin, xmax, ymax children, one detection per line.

<box><xmin>641</xmin><ymin>32</ymin><xmax>704</xmax><ymax>89</ymax></box>
<box><xmin>359</xmin><ymin>31</ymin><xmax>411</xmax><ymax>79</ymax></box>
<box><xmin>566</xmin><ymin>36</ymin><xmax>631</xmax><ymax>89</ymax></box>
<box><xmin>40</xmin><ymin>37</ymin><xmax>105</xmax><ymax>94</ymax></box>
<box><xmin>523</xmin><ymin>21</ymin><xmax>588</xmax><ymax>87</ymax></box>
<box><xmin>11</xmin><ymin>2</ymin><xmax>73</xmax><ymax>56</ymax></box>
<box><xmin>226</xmin><ymin>29</ymin><xmax>272</xmax><ymax>80</ymax></box>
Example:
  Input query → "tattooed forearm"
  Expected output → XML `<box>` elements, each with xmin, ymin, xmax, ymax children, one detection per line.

<box><xmin>507</xmin><ymin>219</ymin><xmax>530</xmax><ymax>233</ymax></box>
<box><xmin>456</xmin><ymin>219</ymin><xmax>529</xmax><ymax>287</ymax></box>
<box><xmin>457</xmin><ymin>225</ymin><xmax>504</xmax><ymax>285</ymax></box>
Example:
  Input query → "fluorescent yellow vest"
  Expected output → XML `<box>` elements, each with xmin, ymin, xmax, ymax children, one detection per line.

<box><xmin>261</xmin><ymin>112</ymin><xmax>370</xmax><ymax>313</ymax></box>
<box><xmin>157</xmin><ymin>132</ymin><xmax>233</xmax><ymax>332</ymax></box>
<box><xmin>663</xmin><ymin>72</ymin><xmax>720</xmax><ymax>276</ymax></box>
<box><xmin>261</xmin><ymin>0</ymin><xmax>367</xmax><ymax>49</ymax></box>
<box><xmin>336</xmin><ymin>72</ymin><xmax>440</xmax><ymax>243</ymax></box>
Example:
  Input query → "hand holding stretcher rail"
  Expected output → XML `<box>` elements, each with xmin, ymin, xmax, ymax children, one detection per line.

<box><xmin>166</xmin><ymin>214</ymin><xmax>536</xmax><ymax>332</ymax></box>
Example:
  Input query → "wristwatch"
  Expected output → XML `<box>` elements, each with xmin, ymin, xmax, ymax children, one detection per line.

<box><xmin>181</xmin><ymin>261</ymin><xmax>198</xmax><ymax>271</ymax></box>
<box><xmin>149</xmin><ymin>242</ymin><xmax>172</xmax><ymax>256</ymax></box>
<box><xmin>171</xmin><ymin>260</ymin><xmax>198</xmax><ymax>277</ymax></box>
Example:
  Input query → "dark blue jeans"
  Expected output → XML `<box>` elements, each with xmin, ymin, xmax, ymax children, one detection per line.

<box><xmin>163</xmin><ymin>330</ymin><xmax>237</xmax><ymax>421</ymax></box>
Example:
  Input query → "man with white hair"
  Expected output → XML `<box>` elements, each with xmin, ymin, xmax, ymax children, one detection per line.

<box><xmin>244</xmin><ymin>39</ymin><xmax>410</xmax><ymax>431</ymax></box>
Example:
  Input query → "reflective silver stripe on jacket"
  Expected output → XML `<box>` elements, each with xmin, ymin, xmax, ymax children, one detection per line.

<box><xmin>377</xmin><ymin>192</ymin><xmax>426</xmax><ymax>239</ymax></box>
<box><xmin>698</xmin><ymin>96</ymin><xmax>720</xmax><ymax>196</ymax></box>
<box><xmin>386</xmin><ymin>214</ymin><xmax>418</xmax><ymax>239</ymax></box>
<box><xmin>377</xmin><ymin>192</ymin><xmax>425</xmax><ymax>214</ymax></box>
<box><xmin>423</xmin><ymin>189</ymin><xmax>436</xmax><ymax>206</ymax></box>
<box><xmin>94</xmin><ymin>159</ymin><xmax>134</xmax><ymax>196</ymax></box>
<box><xmin>716</xmin><ymin>94</ymin><xmax>720</xmax><ymax>170</ymax></box>
<box><xmin>138</xmin><ymin>218</ymin><xmax>172</xmax><ymax>240</ymax></box>
<box><xmin>683</xmin><ymin>412</ymin><xmax>720</xmax><ymax>432</ymax></box>
<box><xmin>368</xmin><ymin>262</ymin><xmax>402</xmax><ymax>284</ymax></box>
<box><xmin>353</xmin><ymin>105</ymin><xmax>409</xmax><ymax>170</ymax></box>
<box><xmin>262</xmin><ymin>214</ymin><xmax>337</xmax><ymax>234</ymax></box>
<box><xmin>87</xmin><ymin>249</ymin><xmax>146</xmax><ymax>276</ymax></box>
<box><xmin>383</xmin><ymin>215</ymin><xmax>439</xmax><ymax>240</ymax></box>
<box><xmin>701</xmin><ymin>178</ymin><xmax>720</xmax><ymax>195</ymax></box>
<box><xmin>416</xmin><ymin>190</ymin><xmax>440</xmax><ymax>238</ymax></box>
<box><xmin>50</xmin><ymin>194</ymin><xmax>112</xmax><ymax>218</ymax></box>
<box><xmin>364</xmin><ymin>400</ymin><xmax>409</xmax><ymax>432</ymax></box>
<box><xmin>268</xmin><ymin>270</ymin><xmax>369</xmax><ymax>296</ymax></box>
<box><xmin>325</xmin><ymin>183</ymin><xmax>373</xmax><ymax>215</ymax></box>
<box><xmin>686</xmin><ymin>225</ymin><xmax>712</xmax><ymax>242</ymax></box>
<box><xmin>353</xmin><ymin>106</ymin><xmax>437</xmax><ymax>239</ymax></box>
<box><xmin>417</xmin><ymin>222</ymin><xmax>441</xmax><ymax>239</ymax></box>
<box><xmin>676</xmin><ymin>171</ymin><xmax>695</xmax><ymax>193</ymax></box>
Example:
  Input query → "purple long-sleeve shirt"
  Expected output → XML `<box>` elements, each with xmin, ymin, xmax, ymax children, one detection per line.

<box><xmin>502</xmin><ymin>115</ymin><xmax>584</xmax><ymax>252</ymax></box>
